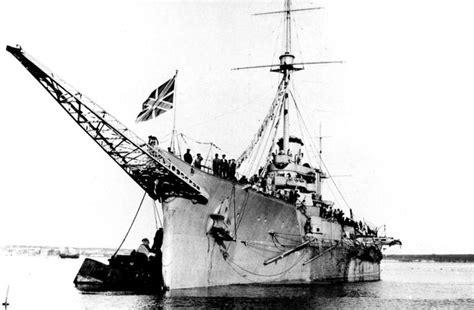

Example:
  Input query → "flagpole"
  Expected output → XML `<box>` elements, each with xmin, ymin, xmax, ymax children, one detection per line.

<box><xmin>170</xmin><ymin>70</ymin><xmax>179</xmax><ymax>155</ymax></box>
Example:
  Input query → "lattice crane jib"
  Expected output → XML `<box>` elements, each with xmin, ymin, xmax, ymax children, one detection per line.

<box><xmin>6</xmin><ymin>45</ymin><xmax>208</xmax><ymax>204</ymax></box>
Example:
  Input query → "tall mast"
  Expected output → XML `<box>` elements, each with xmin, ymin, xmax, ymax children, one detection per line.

<box><xmin>282</xmin><ymin>0</ymin><xmax>293</xmax><ymax>153</ymax></box>
<box><xmin>233</xmin><ymin>1</ymin><xmax>339</xmax><ymax>166</ymax></box>
<box><xmin>285</xmin><ymin>0</ymin><xmax>292</xmax><ymax>53</ymax></box>
<box><xmin>319</xmin><ymin>122</ymin><xmax>323</xmax><ymax>169</ymax></box>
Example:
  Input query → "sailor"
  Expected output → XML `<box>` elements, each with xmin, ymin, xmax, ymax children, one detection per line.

<box><xmin>193</xmin><ymin>153</ymin><xmax>203</xmax><ymax>169</ymax></box>
<box><xmin>137</xmin><ymin>238</ymin><xmax>153</xmax><ymax>258</ymax></box>
<box><xmin>148</xmin><ymin>136</ymin><xmax>159</xmax><ymax>157</ymax></box>
<box><xmin>320</xmin><ymin>205</ymin><xmax>327</xmax><ymax>218</ymax></box>
<box><xmin>260</xmin><ymin>177</ymin><xmax>267</xmax><ymax>193</ymax></box>
<box><xmin>288</xmin><ymin>190</ymin><xmax>296</xmax><ymax>204</ymax></box>
<box><xmin>221</xmin><ymin>154</ymin><xmax>228</xmax><ymax>178</ymax></box>
<box><xmin>296</xmin><ymin>152</ymin><xmax>303</xmax><ymax>164</ymax></box>
<box><xmin>295</xmin><ymin>189</ymin><xmax>301</xmax><ymax>204</ymax></box>
<box><xmin>184</xmin><ymin>149</ymin><xmax>193</xmax><ymax>164</ymax></box>
<box><xmin>238</xmin><ymin>175</ymin><xmax>248</xmax><ymax>184</ymax></box>
<box><xmin>249</xmin><ymin>174</ymin><xmax>258</xmax><ymax>184</ymax></box>
<box><xmin>148</xmin><ymin>135</ymin><xmax>158</xmax><ymax>146</ymax></box>
<box><xmin>228</xmin><ymin>159</ymin><xmax>236</xmax><ymax>181</ymax></box>
<box><xmin>212</xmin><ymin>153</ymin><xmax>220</xmax><ymax>176</ymax></box>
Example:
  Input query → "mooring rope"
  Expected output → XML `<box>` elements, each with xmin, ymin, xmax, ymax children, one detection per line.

<box><xmin>112</xmin><ymin>191</ymin><xmax>147</xmax><ymax>257</ymax></box>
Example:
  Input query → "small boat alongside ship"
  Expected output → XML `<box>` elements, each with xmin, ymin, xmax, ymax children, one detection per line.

<box><xmin>73</xmin><ymin>255</ymin><xmax>161</xmax><ymax>291</ymax></box>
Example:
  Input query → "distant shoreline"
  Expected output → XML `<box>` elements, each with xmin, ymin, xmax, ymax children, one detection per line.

<box><xmin>1</xmin><ymin>245</ymin><xmax>473</xmax><ymax>262</ymax></box>
<box><xmin>384</xmin><ymin>254</ymin><xmax>474</xmax><ymax>263</ymax></box>
<box><xmin>0</xmin><ymin>244</ymin><xmax>131</xmax><ymax>258</ymax></box>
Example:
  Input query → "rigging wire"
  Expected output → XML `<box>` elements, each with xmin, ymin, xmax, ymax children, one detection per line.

<box><xmin>249</xmin><ymin>99</ymin><xmax>283</xmax><ymax>176</ymax></box>
<box><xmin>270</xmin><ymin>3</ymin><xmax>284</xmax><ymax>63</ymax></box>
<box><xmin>179</xmin><ymin>132</ymin><xmax>234</xmax><ymax>157</ymax></box>
<box><xmin>181</xmin><ymin>99</ymin><xmax>265</xmax><ymax>133</ymax></box>
<box><xmin>290</xmin><ymin>90</ymin><xmax>353</xmax><ymax>212</ymax></box>
<box><xmin>289</xmin><ymin>84</ymin><xmax>349</xmax><ymax>209</ymax></box>
<box><xmin>158</xmin><ymin>132</ymin><xmax>172</xmax><ymax>144</ymax></box>
<box><xmin>260</xmin><ymin>103</ymin><xmax>284</xmax><ymax>176</ymax></box>
<box><xmin>178</xmin><ymin>133</ymin><xmax>191</xmax><ymax>149</ymax></box>
<box><xmin>112</xmin><ymin>191</ymin><xmax>147</xmax><ymax>257</ymax></box>
<box><xmin>239</xmin><ymin>79</ymin><xmax>285</xmax><ymax>176</ymax></box>
<box><xmin>291</xmin><ymin>14</ymin><xmax>306</xmax><ymax>68</ymax></box>
<box><xmin>290</xmin><ymin>89</ymin><xmax>346</xmax><ymax>209</ymax></box>
<box><xmin>180</xmin><ymin>132</ymin><xmax>224</xmax><ymax>151</ymax></box>
<box><xmin>236</xmin><ymin>191</ymin><xmax>250</xmax><ymax>231</ymax></box>
<box><xmin>292</xmin><ymin>90</ymin><xmax>312</xmax><ymax>164</ymax></box>
<box><xmin>232</xmin><ymin>184</ymin><xmax>237</xmax><ymax>239</ymax></box>
<box><xmin>175</xmin><ymin>134</ymin><xmax>182</xmax><ymax>158</ymax></box>
<box><xmin>270</xmin><ymin>9</ymin><xmax>285</xmax><ymax>87</ymax></box>
<box><xmin>289</xmin><ymin>80</ymin><xmax>319</xmax><ymax>164</ymax></box>
<box><xmin>246</xmin><ymin>125</ymin><xmax>267</xmax><ymax>175</ymax></box>
<box><xmin>204</xmin><ymin>143</ymin><xmax>213</xmax><ymax>168</ymax></box>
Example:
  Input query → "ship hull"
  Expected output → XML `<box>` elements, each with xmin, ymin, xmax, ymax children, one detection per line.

<box><xmin>160</xmin><ymin>155</ymin><xmax>382</xmax><ymax>290</ymax></box>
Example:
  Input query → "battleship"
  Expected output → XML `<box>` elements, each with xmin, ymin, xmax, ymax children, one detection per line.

<box><xmin>7</xmin><ymin>0</ymin><xmax>400</xmax><ymax>291</ymax></box>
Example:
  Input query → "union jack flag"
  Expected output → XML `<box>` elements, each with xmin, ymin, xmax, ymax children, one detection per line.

<box><xmin>136</xmin><ymin>73</ymin><xmax>176</xmax><ymax>123</ymax></box>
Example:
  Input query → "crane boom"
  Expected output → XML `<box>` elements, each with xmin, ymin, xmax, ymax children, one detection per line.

<box><xmin>6</xmin><ymin>45</ymin><xmax>208</xmax><ymax>204</ymax></box>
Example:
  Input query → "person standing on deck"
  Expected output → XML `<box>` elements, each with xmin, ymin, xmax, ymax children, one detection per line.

<box><xmin>229</xmin><ymin>159</ymin><xmax>236</xmax><ymax>181</ymax></box>
<box><xmin>212</xmin><ymin>153</ymin><xmax>220</xmax><ymax>176</ymax></box>
<box><xmin>147</xmin><ymin>136</ymin><xmax>159</xmax><ymax>158</ymax></box>
<box><xmin>194</xmin><ymin>153</ymin><xmax>203</xmax><ymax>169</ymax></box>
<box><xmin>221</xmin><ymin>154</ymin><xmax>228</xmax><ymax>179</ymax></box>
<box><xmin>184</xmin><ymin>149</ymin><xmax>193</xmax><ymax>164</ymax></box>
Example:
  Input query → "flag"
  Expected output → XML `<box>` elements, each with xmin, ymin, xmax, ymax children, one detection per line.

<box><xmin>136</xmin><ymin>73</ymin><xmax>176</xmax><ymax>123</ymax></box>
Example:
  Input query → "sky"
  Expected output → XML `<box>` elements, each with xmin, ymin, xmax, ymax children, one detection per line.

<box><xmin>0</xmin><ymin>0</ymin><xmax>473</xmax><ymax>254</ymax></box>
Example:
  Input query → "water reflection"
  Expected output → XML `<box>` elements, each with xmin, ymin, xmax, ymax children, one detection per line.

<box><xmin>77</xmin><ymin>269</ymin><xmax>474</xmax><ymax>309</ymax></box>
<box><xmin>1</xmin><ymin>256</ymin><xmax>471</xmax><ymax>309</ymax></box>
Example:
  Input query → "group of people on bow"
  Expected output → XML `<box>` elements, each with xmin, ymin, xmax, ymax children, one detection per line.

<box><xmin>212</xmin><ymin>154</ymin><xmax>237</xmax><ymax>180</ymax></box>
<box><xmin>319</xmin><ymin>204</ymin><xmax>377</xmax><ymax>236</ymax></box>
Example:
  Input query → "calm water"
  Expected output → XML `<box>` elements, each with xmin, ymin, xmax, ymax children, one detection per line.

<box><xmin>0</xmin><ymin>256</ymin><xmax>472</xmax><ymax>309</ymax></box>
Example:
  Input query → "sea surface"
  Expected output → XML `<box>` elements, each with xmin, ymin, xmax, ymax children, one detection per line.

<box><xmin>0</xmin><ymin>255</ymin><xmax>472</xmax><ymax>309</ymax></box>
